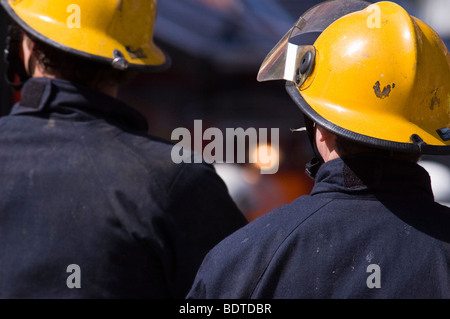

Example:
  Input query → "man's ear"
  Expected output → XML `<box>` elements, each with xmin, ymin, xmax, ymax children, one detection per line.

<box><xmin>21</xmin><ymin>34</ymin><xmax>36</xmax><ymax>75</ymax></box>
<box><xmin>316</xmin><ymin>125</ymin><xmax>335</xmax><ymax>143</ymax></box>
<box><xmin>315</xmin><ymin>125</ymin><xmax>340</xmax><ymax>162</ymax></box>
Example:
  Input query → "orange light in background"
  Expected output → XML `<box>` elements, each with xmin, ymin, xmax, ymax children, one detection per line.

<box><xmin>249</xmin><ymin>142</ymin><xmax>281</xmax><ymax>175</ymax></box>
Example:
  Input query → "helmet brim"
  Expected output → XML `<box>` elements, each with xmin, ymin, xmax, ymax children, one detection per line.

<box><xmin>286</xmin><ymin>82</ymin><xmax>450</xmax><ymax>155</ymax></box>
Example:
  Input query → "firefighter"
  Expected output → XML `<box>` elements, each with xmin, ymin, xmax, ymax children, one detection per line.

<box><xmin>187</xmin><ymin>0</ymin><xmax>450</xmax><ymax>298</ymax></box>
<box><xmin>0</xmin><ymin>0</ymin><xmax>247</xmax><ymax>298</ymax></box>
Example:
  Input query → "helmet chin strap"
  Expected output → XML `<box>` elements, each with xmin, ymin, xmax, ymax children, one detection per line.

<box><xmin>4</xmin><ymin>24</ymin><xmax>30</xmax><ymax>91</ymax></box>
<box><xmin>303</xmin><ymin>115</ymin><xmax>324</xmax><ymax>179</ymax></box>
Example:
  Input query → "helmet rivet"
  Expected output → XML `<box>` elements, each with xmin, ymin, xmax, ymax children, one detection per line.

<box><xmin>299</xmin><ymin>50</ymin><xmax>313</xmax><ymax>75</ymax></box>
<box><xmin>295</xmin><ymin>71</ymin><xmax>301</xmax><ymax>85</ymax></box>
<box><xmin>112</xmin><ymin>49</ymin><xmax>129</xmax><ymax>70</ymax></box>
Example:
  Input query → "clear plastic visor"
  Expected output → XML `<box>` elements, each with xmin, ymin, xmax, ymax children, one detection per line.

<box><xmin>257</xmin><ymin>0</ymin><xmax>370</xmax><ymax>83</ymax></box>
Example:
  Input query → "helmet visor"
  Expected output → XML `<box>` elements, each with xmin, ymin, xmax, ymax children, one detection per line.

<box><xmin>257</xmin><ymin>0</ymin><xmax>371</xmax><ymax>84</ymax></box>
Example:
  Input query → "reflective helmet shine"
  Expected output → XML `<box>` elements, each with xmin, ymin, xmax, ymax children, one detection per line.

<box><xmin>0</xmin><ymin>0</ymin><xmax>169</xmax><ymax>71</ymax></box>
<box><xmin>258</xmin><ymin>0</ymin><xmax>450</xmax><ymax>155</ymax></box>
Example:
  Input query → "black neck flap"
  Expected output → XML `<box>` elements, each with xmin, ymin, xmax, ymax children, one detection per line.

<box><xmin>303</xmin><ymin>114</ymin><xmax>324</xmax><ymax>179</ymax></box>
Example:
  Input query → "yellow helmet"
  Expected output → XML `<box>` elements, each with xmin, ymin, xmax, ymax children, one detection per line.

<box><xmin>0</xmin><ymin>0</ymin><xmax>169</xmax><ymax>71</ymax></box>
<box><xmin>258</xmin><ymin>0</ymin><xmax>450</xmax><ymax>154</ymax></box>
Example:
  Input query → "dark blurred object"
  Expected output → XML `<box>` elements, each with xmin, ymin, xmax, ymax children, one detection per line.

<box><xmin>154</xmin><ymin>0</ymin><xmax>292</xmax><ymax>72</ymax></box>
<box><xmin>0</xmin><ymin>8</ymin><xmax>12</xmax><ymax>116</ymax></box>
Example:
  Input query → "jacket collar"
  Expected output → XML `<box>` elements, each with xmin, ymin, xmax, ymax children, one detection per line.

<box><xmin>311</xmin><ymin>155</ymin><xmax>434</xmax><ymax>200</ymax></box>
<box><xmin>10</xmin><ymin>77</ymin><xmax>148</xmax><ymax>131</ymax></box>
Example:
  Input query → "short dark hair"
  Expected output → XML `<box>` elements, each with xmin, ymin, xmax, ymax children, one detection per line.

<box><xmin>16</xmin><ymin>23</ymin><xmax>137</xmax><ymax>89</ymax></box>
<box><xmin>335</xmin><ymin>135</ymin><xmax>422</xmax><ymax>163</ymax></box>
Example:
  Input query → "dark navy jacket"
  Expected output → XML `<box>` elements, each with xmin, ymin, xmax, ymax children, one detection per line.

<box><xmin>0</xmin><ymin>78</ymin><xmax>247</xmax><ymax>298</ymax></box>
<box><xmin>187</xmin><ymin>156</ymin><xmax>450</xmax><ymax>298</ymax></box>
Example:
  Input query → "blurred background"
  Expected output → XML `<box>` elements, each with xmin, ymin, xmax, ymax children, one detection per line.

<box><xmin>1</xmin><ymin>0</ymin><xmax>450</xmax><ymax>220</ymax></box>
